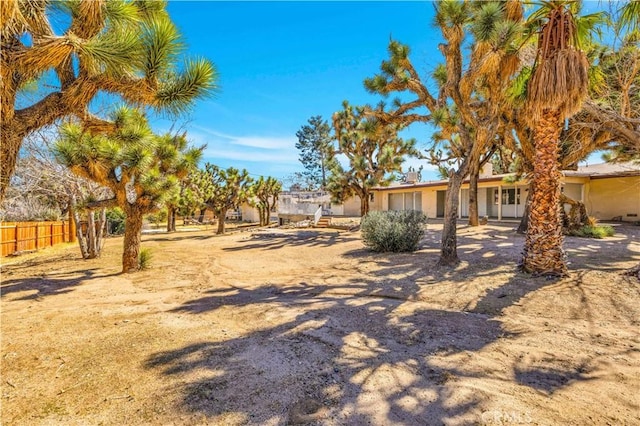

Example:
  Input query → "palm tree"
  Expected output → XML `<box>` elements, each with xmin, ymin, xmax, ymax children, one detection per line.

<box><xmin>619</xmin><ymin>0</ymin><xmax>640</xmax><ymax>31</ymax></box>
<box><xmin>1</xmin><ymin>0</ymin><xmax>217</xmax><ymax>201</ymax></box>
<box><xmin>521</xmin><ymin>1</ymin><xmax>590</xmax><ymax>276</ymax></box>
<box><xmin>54</xmin><ymin>107</ymin><xmax>202</xmax><ymax>273</ymax></box>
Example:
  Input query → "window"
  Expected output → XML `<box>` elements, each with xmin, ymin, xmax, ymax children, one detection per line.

<box><xmin>501</xmin><ymin>188</ymin><xmax>520</xmax><ymax>205</ymax></box>
<box><xmin>388</xmin><ymin>192</ymin><xmax>422</xmax><ymax>211</ymax></box>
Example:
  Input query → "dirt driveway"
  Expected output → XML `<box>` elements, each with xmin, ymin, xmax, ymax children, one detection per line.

<box><xmin>1</xmin><ymin>222</ymin><xmax>639</xmax><ymax>425</ymax></box>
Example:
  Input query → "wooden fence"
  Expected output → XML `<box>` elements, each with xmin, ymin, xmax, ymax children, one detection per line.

<box><xmin>1</xmin><ymin>221</ymin><xmax>75</xmax><ymax>257</ymax></box>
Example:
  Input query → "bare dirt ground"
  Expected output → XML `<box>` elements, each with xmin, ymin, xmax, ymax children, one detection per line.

<box><xmin>1</xmin><ymin>221</ymin><xmax>639</xmax><ymax>425</ymax></box>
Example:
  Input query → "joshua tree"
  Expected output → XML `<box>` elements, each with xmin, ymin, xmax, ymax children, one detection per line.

<box><xmin>54</xmin><ymin>107</ymin><xmax>201</xmax><ymax>272</ymax></box>
<box><xmin>253</xmin><ymin>176</ymin><xmax>282</xmax><ymax>226</ymax></box>
<box><xmin>2</xmin><ymin>130</ymin><xmax>111</xmax><ymax>259</ymax></box>
<box><xmin>1</xmin><ymin>0</ymin><xmax>217</xmax><ymax>200</ymax></box>
<box><xmin>365</xmin><ymin>0</ymin><xmax>522</xmax><ymax>265</ymax></box>
<box><xmin>328</xmin><ymin>102</ymin><xmax>420</xmax><ymax>216</ymax></box>
<box><xmin>198</xmin><ymin>165</ymin><xmax>253</xmax><ymax>235</ymax></box>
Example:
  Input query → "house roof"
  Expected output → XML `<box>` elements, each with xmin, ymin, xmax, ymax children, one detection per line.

<box><xmin>372</xmin><ymin>162</ymin><xmax>639</xmax><ymax>191</ymax></box>
<box><xmin>564</xmin><ymin>161</ymin><xmax>640</xmax><ymax>178</ymax></box>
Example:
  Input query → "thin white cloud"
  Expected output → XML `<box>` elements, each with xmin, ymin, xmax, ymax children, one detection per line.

<box><xmin>192</xmin><ymin>125</ymin><xmax>295</xmax><ymax>150</ymax></box>
<box><xmin>201</xmin><ymin>147</ymin><xmax>299</xmax><ymax>164</ymax></box>
<box><xmin>186</xmin><ymin>128</ymin><xmax>300</xmax><ymax>169</ymax></box>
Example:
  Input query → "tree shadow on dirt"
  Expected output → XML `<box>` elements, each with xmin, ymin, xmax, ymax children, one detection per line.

<box><xmin>144</xmin><ymin>225</ymin><xmax>630</xmax><ymax>423</ymax></box>
<box><xmin>564</xmin><ymin>233</ymin><xmax>640</xmax><ymax>272</ymax></box>
<box><xmin>223</xmin><ymin>230</ymin><xmax>360</xmax><ymax>252</ymax></box>
<box><xmin>142</xmin><ymin>233</ymin><xmax>216</xmax><ymax>243</ymax></box>
<box><xmin>147</xmin><ymin>273</ymin><xmax>553</xmax><ymax>423</ymax></box>
<box><xmin>150</xmin><ymin>286</ymin><xmax>510</xmax><ymax>424</ymax></box>
<box><xmin>514</xmin><ymin>363</ymin><xmax>594</xmax><ymax>395</ymax></box>
<box><xmin>0</xmin><ymin>268</ymin><xmax>118</xmax><ymax>301</ymax></box>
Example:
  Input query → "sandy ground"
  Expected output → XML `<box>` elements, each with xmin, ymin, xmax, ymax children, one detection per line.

<box><xmin>1</xmin><ymin>220</ymin><xmax>639</xmax><ymax>425</ymax></box>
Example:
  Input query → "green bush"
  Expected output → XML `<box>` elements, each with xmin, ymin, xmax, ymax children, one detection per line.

<box><xmin>106</xmin><ymin>208</ymin><xmax>126</xmax><ymax>235</ymax></box>
<box><xmin>568</xmin><ymin>225</ymin><xmax>615</xmax><ymax>239</ymax></box>
<box><xmin>139</xmin><ymin>248</ymin><xmax>153</xmax><ymax>270</ymax></box>
<box><xmin>361</xmin><ymin>210</ymin><xmax>427</xmax><ymax>252</ymax></box>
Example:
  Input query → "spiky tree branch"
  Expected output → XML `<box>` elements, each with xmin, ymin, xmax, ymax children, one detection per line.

<box><xmin>1</xmin><ymin>0</ymin><xmax>218</xmax><ymax>200</ymax></box>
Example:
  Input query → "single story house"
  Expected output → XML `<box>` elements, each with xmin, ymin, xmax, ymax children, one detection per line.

<box><xmin>341</xmin><ymin>162</ymin><xmax>640</xmax><ymax>222</ymax></box>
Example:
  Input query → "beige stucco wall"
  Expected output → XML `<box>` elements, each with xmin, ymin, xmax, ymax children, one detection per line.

<box><xmin>240</xmin><ymin>203</ymin><xmax>260</xmax><ymax>223</ymax></box>
<box><xmin>342</xmin><ymin>195</ymin><xmax>362</xmax><ymax>216</ymax></box>
<box><xmin>370</xmin><ymin>192</ymin><xmax>383</xmax><ymax>212</ymax></box>
<box><xmin>422</xmin><ymin>189</ymin><xmax>438</xmax><ymax>218</ymax></box>
<box><xmin>357</xmin><ymin>174</ymin><xmax>639</xmax><ymax>222</ymax></box>
<box><xmin>585</xmin><ymin>176</ymin><xmax>640</xmax><ymax>221</ymax></box>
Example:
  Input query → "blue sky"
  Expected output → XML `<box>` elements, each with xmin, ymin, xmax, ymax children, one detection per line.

<box><xmin>150</xmin><ymin>1</ymin><xmax>611</xmax><ymax>184</ymax></box>
<box><xmin>154</xmin><ymin>1</ymin><xmax>442</xmax><ymax>181</ymax></box>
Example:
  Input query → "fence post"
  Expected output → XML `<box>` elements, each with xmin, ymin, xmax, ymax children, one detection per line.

<box><xmin>35</xmin><ymin>222</ymin><xmax>39</xmax><ymax>249</ymax></box>
<box><xmin>15</xmin><ymin>223</ymin><xmax>19</xmax><ymax>254</ymax></box>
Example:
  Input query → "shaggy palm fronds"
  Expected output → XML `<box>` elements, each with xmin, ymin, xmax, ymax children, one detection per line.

<box><xmin>1</xmin><ymin>0</ymin><xmax>28</xmax><ymax>38</ymax></box>
<box><xmin>526</xmin><ymin>48</ymin><xmax>589</xmax><ymax>122</ymax></box>
<box><xmin>619</xmin><ymin>1</ymin><xmax>640</xmax><ymax>30</ymax></box>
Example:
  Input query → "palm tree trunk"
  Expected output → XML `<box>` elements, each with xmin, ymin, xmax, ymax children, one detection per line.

<box><xmin>122</xmin><ymin>209</ymin><xmax>144</xmax><ymax>273</ymax></box>
<box><xmin>438</xmin><ymin>172</ymin><xmax>464</xmax><ymax>266</ymax></box>
<box><xmin>521</xmin><ymin>109</ymin><xmax>567</xmax><ymax>276</ymax></box>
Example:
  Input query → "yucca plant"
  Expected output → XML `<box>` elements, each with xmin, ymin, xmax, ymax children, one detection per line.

<box><xmin>252</xmin><ymin>176</ymin><xmax>282</xmax><ymax>227</ymax></box>
<box><xmin>194</xmin><ymin>165</ymin><xmax>254</xmax><ymax>235</ymax></box>
<box><xmin>1</xmin><ymin>0</ymin><xmax>217</xmax><ymax>201</ymax></box>
<box><xmin>568</xmin><ymin>225</ymin><xmax>615</xmax><ymax>239</ymax></box>
<box><xmin>328</xmin><ymin>101</ymin><xmax>421</xmax><ymax>216</ymax></box>
<box><xmin>54</xmin><ymin>106</ymin><xmax>202</xmax><ymax>273</ymax></box>
<box><xmin>138</xmin><ymin>248</ymin><xmax>153</xmax><ymax>270</ymax></box>
<box><xmin>363</xmin><ymin>0</ymin><xmax>524</xmax><ymax>266</ymax></box>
